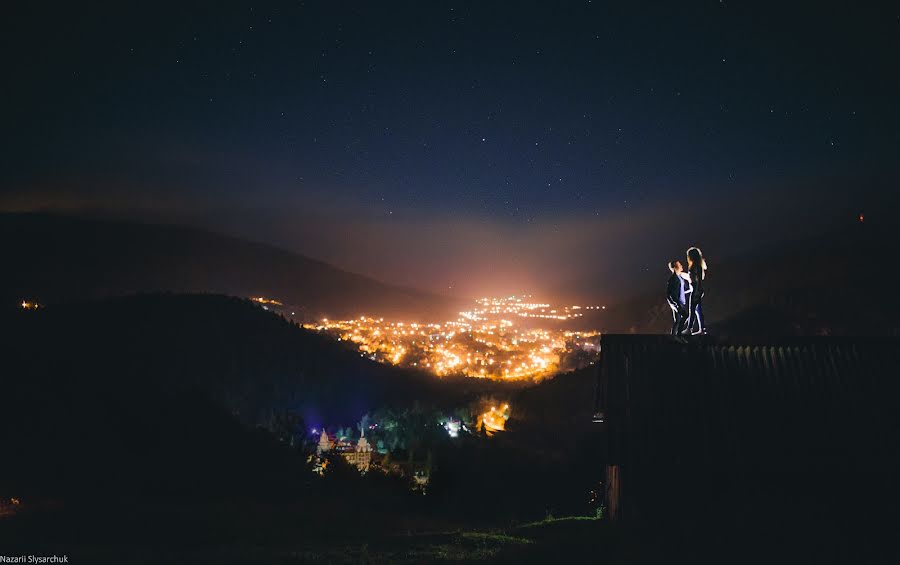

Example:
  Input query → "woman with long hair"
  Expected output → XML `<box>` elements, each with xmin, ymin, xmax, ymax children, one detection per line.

<box><xmin>686</xmin><ymin>246</ymin><xmax>708</xmax><ymax>335</ymax></box>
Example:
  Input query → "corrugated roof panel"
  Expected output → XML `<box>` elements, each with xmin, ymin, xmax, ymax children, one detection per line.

<box><xmin>597</xmin><ymin>335</ymin><xmax>900</xmax><ymax>531</ymax></box>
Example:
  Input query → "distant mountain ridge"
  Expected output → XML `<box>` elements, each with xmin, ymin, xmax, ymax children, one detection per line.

<box><xmin>2</xmin><ymin>213</ymin><xmax>457</xmax><ymax>320</ymax></box>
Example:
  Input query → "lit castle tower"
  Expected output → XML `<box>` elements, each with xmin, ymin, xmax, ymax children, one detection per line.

<box><xmin>357</xmin><ymin>431</ymin><xmax>372</xmax><ymax>453</ymax></box>
<box><xmin>347</xmin><ymin>430</ymin><xmax>373</xmax><ymax>472</ymax></box>
<box><xmin>316</xmin><ymin>429</ymin><xmax>333</xmax><ymax>455</ymax></box>
<box><xmin>315</xmin><ymin>428</ymin><xmax>372</xmax><ymax>472</ymax></box>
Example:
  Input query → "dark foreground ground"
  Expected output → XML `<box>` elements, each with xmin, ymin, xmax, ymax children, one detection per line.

<box><xmin>7</xmin><ymin>500</ymin><xmax>897</xmax><ymax>564</ymax></box>
<box><xmin>1</xmin><ymin>512</ymin><xmax>613</xmax><ymax>564</ymax></box>
<box><xmin>247</xmin><ymin>517</ymin><xmax>614</xmax><ymax>564</ymax></box>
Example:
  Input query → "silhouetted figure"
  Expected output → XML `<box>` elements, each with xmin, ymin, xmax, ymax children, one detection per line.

<box><xmin>666</xmin><ymin>260</ymin><xmax>691</xmax><ymax>335</ymax></box>
<box><xmin>686</xmin><ymin>246</ymin><xmax>708</xmax><ymax>335</ymax></box>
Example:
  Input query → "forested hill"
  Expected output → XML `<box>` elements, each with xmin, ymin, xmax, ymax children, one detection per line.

<box><xmin>0</xmin><ymin>293</ymin><xmax>597</xmax><ymax>559</ymax></box>
<box><xmin>1</xmin><ymin>213</ymin><xmax>456</xmax><ymax>320</ymax></box>
<box><xmin>1</xmin><ymin>293</ymin><xmax>498</xmax><ymax>431</ymax></box>
<box><xmin>1</xmin><ymin>293</ymin><xmax>492</xmax><ymax>547</ymax></box>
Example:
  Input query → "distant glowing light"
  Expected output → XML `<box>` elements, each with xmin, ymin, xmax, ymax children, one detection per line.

<box><xmin>444</xmin><ymin>419</ymin><xmax>461</xmax><ymax>438</ymax></box>
<box><xmin>481</xmin><ymin>403</ymin><xmax>510</xmax><ymax>434</ymax></box>
<box><xmin>250</xmin><ymin>296</ymin><xmax>283</xmax><ymax>306</ymax></box>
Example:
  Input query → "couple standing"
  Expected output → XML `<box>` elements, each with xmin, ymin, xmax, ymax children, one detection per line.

<box><xmin>666</xmin><ymin>246</ymin><xmax>708</xmax><ymax>336</ymax></box>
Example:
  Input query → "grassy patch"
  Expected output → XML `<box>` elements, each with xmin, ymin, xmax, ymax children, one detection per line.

<box><xmin>459</xmin><ymin>531</ymin><xmax>533</xmax><ymax>545</ymax></box>
<box><xmin>286</xmin><ymin>530</ymin><xmax>534</xmax><ymax>563</ymax></box>
<box><xmin>516</xmin><ymin>514</ymin><xmax>601</xmax><ymax>530</ymax></box>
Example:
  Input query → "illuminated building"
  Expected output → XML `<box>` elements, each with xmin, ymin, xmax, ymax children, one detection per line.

<box><xmin>315</xmin><ymin>429</ymin><xmax>372</xmax><ymax>473</ymax></box>
<box><xmin>443</xmin><ymin>418</ymin><xmax>461</xmax><ymax>438</ymax></box>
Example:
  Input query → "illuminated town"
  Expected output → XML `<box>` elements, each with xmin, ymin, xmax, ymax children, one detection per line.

<box><xmin>304</xmin><ymin>296</ymin><xmax>601</xmax><ymax>381</ymax></box>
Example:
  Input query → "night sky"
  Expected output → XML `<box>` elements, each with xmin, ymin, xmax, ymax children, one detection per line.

<box><xmin>3</xmin><ymin>1</ymin><xmax>898</xmax><ymax>298</ymax></box>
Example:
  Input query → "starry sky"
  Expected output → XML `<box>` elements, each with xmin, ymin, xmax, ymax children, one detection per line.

<box><xmin>3</xmin><ymin>1</ymin><xmax>898</xmax><ymax>298</ymax></box>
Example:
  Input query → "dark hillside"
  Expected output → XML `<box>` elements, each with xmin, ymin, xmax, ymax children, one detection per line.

<box><xmin>0</xmin><ymin>293</ymin><xmax>515</xmax><ymax>557</ymax></box>
<box><xmin>1</xmin><ymin>293</ymin><xmax>501</xmax><ymax>430</ymax></box>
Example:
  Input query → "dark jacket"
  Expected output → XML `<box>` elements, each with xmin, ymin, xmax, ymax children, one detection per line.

<box><xmin>667</xmin><ymin>273</ymin><xmax>689</xmax><ymax>309</ymax></box>
<box><xmin>689</xmin><ymin>265</ymin><xmax>704</xmax><ymax>302</ymax></box>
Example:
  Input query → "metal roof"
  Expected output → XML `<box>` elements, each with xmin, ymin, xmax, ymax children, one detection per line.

<box><xmin>597</xmin><ymin>334</ymin><xmax>900</xmax><ymax>547</ymax></box>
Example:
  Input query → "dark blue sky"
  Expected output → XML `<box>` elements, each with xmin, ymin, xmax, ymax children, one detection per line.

<box><xmin>3</xmin><ymin>1</ymin><xmax>898</xmax><ymax>297</ymax></box>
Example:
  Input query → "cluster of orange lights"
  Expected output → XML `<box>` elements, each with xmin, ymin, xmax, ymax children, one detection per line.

<box><xmin>250</xmin><ymin>296</ymin><xmax>283</xmax><ymax>306</ymax></box>
<box><xmin>307</xmin><ymin>296</ymin><xmax>599</xmax><ymax>380</ymax></box>
<box><xmin>481</xmin><ymin>403</ymin><xmax>510</xmax><ymax>434</ymax></box>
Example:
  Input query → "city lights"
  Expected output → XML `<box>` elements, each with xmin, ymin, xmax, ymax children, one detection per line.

<box><xmin>250</xmin><ymin>296</ymin><xmax>283</xmax><ymax>306</ymax></box>
<box><xmin>307</xmin><ymin>295</ymin><xmax>600</xmax><ymax>380</ymax></box>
